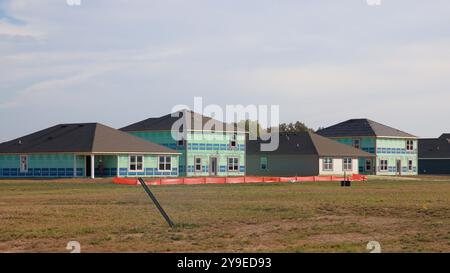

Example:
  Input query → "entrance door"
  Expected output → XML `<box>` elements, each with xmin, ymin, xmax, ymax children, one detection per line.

<box><xmin>365</xmin><ymin>159</ymin><xmax>373</xmax><ymax>174</ymax></box>
<box><xmin>209</xmin><ymin>157</ymin><xmax>218</xmax><ymax>176</ymax></box>
<box><xmin>396</xmin><ymin>159</ymin><xmax>402</xmax><ymax>175</ymax></box>
<box><xmin>85</xmin><ymin>156</ymin><xmax>92</xmax><ymax>177</ymax></box>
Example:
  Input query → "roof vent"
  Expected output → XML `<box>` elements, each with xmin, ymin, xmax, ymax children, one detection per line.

<box><xmin>18</xmin><ymin>140</ymin><xmax>22</xmax><ymax>145</ymax></box>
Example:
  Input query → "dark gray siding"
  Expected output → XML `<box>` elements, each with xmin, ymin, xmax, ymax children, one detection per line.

<box><xmin>246</xmin><ymin>154</ymin><xmax>319</xmax><ymax>176</ymax></box>
<box><xmin>419</xmin><ymin>159</ymin><xmax>450</xmax><ymax>174</ymax></box>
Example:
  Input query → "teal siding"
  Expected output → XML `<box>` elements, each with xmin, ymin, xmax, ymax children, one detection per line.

<box><xmin>117</xmin><ymin>154</ymin><xmax>179</xmax><ymax>177</ymax></box>
<box><xmin>333</xmin><ymin>137</ymin><xmax>376</xmax><ymax>174</ymax></box>
<box><xmin>128</xmin><ymin>130</ymin><xmax>246</xmax><ymax>177</ymax></box>
<box><xmin>330</xmin><ymin>136</ymin><xmax>418</xmax><ymax>176</ymax></box>
<box><xmin>186</xmin><ymin>132</ymin><xmax>246</xmax><ymax>177</ymax></box>
<box><xmin>0</xmin><ymin>153</ymin><xmax>180</xmax><ymax>178</ymax></box>
<box><xmin>375</xmin><ymin>138</ymin><xmax>418</xmax><ymax>175</ymax></box>
<box><xmin>0</xmin><ymin>153</ymin><xmax>80</xmax><ymax>178</ymax></box>
<box><xmin>128</xmin><ymin>131</ymin><xmax>186</xmax><ymax>175</ymax></box>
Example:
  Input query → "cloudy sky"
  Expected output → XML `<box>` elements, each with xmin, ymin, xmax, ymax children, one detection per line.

<box><xmin>1</xmin><ymin>0</ymin><xmax>450</xmax><ymax>142</ymax></box>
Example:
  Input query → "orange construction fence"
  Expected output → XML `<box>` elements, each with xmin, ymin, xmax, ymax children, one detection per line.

<box><xmin>113</xmin><ymin>174</ymin><xmax>367</xmax><ymax>186</ymax></box>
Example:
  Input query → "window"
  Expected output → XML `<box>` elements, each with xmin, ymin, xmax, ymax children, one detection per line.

<box><xmin>129</xmin><ymin>155</ymin><xmax>143</xmax><ymax>172</ymax></box>
<box><xmin>230</xmin><ymin>133</ymin><xmax>237</xmax><ymax>149</ymax></box>
<box><xmin>408</xmin><ymin>159</ymin><xmax>413</xmax><ymax>171</ymax></box>
<box><xmin>365</xmin><ymin>159</ymin><xmax>372</xmax><ymax>171</ymax></box>
<box><xmin>260</xmin><ymin>157</ymin><xmax>268</xmax><ymax>171</ymax></box>
<box><xmin>353</xmin><ymin>139</ymin><xmax>361</xmax><ymax>149</ymax></box>
<box><xmin>323</xmin><ymin>158</ymin><xmax>333</xmax><ymax>171</ymax></box>
<box><xmin>158</xmin><ymin>156</ymin><xmax>171</xmax><ymax>171</ymax></box>
<box><xmin>343</xmin><ymin>158</ymin><xmax>353</xmax><ymax>171</ymax></box>
<box><xmin>194</xmin><ymin>157</ymin><xmax>202</xmax><ymax>172</ymax></box>
<box><xmin>228</xmin><ymin>157</ymin><xmax>239</xmax><ymax>172</ymax></box>
<box><xmin>380</xmin><ymin>159</ymin><xmax>388</xmax><ymax>171</ymax></box>
<box><xmin>20</xmin><ymin>155</ymin><xmax>28</xmax><ymax>172</ymax></box>
<box><xmin>177</xmin><ymin>139</ymin><xmax>185</xmax><ymax>147</ymax></box>
<box><xmin>406</xmin><ymin>140</ymin><xmax>414</xmax><ymax>151</ymax></box>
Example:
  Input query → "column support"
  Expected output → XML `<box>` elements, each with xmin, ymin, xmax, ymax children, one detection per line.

<box><xmin>73</xmin><ymin>154</ymin><xmax>77</xmax><ymax>178</ymax></box>
<box><xmin>117</xmin><ymin>155</ymin><xmax>120</xmax><ymax>177</ymax></box>
<box><xmin>91</xmin><ymin>154</ymin><xmax>95</xmax><ymax>179</ymax></box>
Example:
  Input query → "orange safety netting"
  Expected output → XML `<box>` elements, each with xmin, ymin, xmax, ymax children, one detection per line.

<box><xmin>113</xmin><ymin>174</ymin><xmax>367</xmax><ymax>186</ymax></box>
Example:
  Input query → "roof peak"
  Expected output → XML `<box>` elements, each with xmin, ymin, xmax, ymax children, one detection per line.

<box><xmin>317</xmin><ymin>118</ymin><xmax>416</xmax><ymax>138</ymax></box>
<box><xmin>120</xmin><ymin>110</ymin><xmax>241</xmax><ymax>132</ymax></box>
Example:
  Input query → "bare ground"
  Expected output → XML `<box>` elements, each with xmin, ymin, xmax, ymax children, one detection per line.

<box><xmin>0</xmin><ymin>177</ymin><xmax>449</xmax><ymax>253</ymax></box>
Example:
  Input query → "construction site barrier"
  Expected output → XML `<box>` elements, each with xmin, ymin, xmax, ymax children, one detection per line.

<box><xmin>244</xmin><ymin>176</ymin><xmax>264</xmax><ymax>183</ymax></box>
<box><xmin>113</xmin><ymin>174</ymin><xmax>367</xmax><ymax>186</ymax></box>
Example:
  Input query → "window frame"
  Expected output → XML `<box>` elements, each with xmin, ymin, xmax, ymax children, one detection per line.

<box><xmin>406</xmin><ymin>140</ymin><xmax>414</xmax><ymax>151</ymax></box>
<box><xmin>194</xmin><ymin>157</ymin><xmax>202</xmax><ymax>172</ymax></box>
<box><xmin>322</xmin><ymin>157</ymin><xmax>334</xmax><ymax>171</ymax></box>
<box><xmin>230</xmin><ymin>133</ymin><xmax>238</xmax><ymax>149</ymax></box>
<box><xmin>343</xmin><ymin>158</ymin><xmax>353</xmax><ymax>172</ymax></box>
<box><xmin>19</xmin><ymin>155</ymin><xmax>29</xmax><ymax>173</ymax></box>
<box><xmin>227</xmin><ymin>157</ymin><xmax>239</xmax><ymax>172</ymax></box>
<box><xmin>408</xmin><ymin>159</ymin><xmax>414</xmax><ymax>171</ymax></box>
<box><xmin>158</xmin><ymin>156</ymin><xmax>172</xmax><ymax>171</ymax></box>
<box><xmin>260</xmin><ymin>157</ymin><xmax>268</xmax><ymax>171</ymax></box>
<box><xmin>177</xmin><ymin>139</ymin><xmax>185</xmax><ymax>148</ymax></box>
<box><xmin>129</xmin><ymin>155</ymin><xmax>144</xmax><ymax>172</ymax></box>
<box><xmin>365</xmin><ymin>159</ymin><xmax>372</xmax><ymax>171</ymax></box>
<box><xmin>380</xmin><ymin>159</ymin><xmax>388</xmax><ymax>171</ymax></box>
<box><xmin>352</xmin><ymin>139</ymin><xmax>361</xmax><ymax>149</ymax></box>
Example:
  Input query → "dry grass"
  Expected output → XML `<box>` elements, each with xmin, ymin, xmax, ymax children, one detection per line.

<box><xmin>0</xmin><ymin>177</ymin><xmax>449</xmax><ymax>253</ymax></box>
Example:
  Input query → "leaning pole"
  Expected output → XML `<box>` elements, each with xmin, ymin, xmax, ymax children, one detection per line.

<box><xmin>137</xmin><ymin>177</ymin><xmax>175</xmax><ymax>228</ymax></box>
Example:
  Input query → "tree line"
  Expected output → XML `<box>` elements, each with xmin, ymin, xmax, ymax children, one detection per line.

<box><xmin>237</xmin><ymin>120</ymin><xmax>316</xmax><ymax>135</ymax></box>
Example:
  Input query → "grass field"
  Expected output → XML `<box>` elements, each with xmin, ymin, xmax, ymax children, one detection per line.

<box><xmin>1</xmin><ymin>176</ymin><xmax>450</xmax><ymax>253</ymax></box>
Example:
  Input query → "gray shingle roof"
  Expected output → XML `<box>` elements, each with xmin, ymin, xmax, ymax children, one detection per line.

<box><xmin>120</xmin><ymin>110</ymin><xmax>241</xmax><ymax>132</ymax></box>
<box><xmin>247</xmin><ymin>131</ymin><xmax>373</xmax><ymax>157</ymax></box>
<box><xmin>317</xmin><ymin>119</ymin><xmax>416</xmax><ymax>138</ymax></box>
<box><xmin>0</xmin><ymin>123</ymin><xmax>178</xmax><ymax>154</ymax></box>
<box><xmin>419</xmin><ymin>134</ymin><xmax>450</xmax><ymax>158</ymax></box>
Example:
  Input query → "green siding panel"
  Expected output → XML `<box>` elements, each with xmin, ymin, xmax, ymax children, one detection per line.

<box><xmin>128</xmin><ymin>130</ymin><xmax>246</xmax><ymax>177</ymax></box>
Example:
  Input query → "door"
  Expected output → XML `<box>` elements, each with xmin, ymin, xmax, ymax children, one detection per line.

<box><xmin>209</xmin><ymin>157</ymin><xmax>218</xmax><ymax>176</ymax></box>
<box><xmin>365</xmin><ymin>159</ymin><xmax>373</xmax><ymax>174</ymax></box>
<box><xmin>396</xmin><ymin>159</ymin><xmax>402</xmax><ymax>175</ymax></box>
<box><xmin>85</xmin><ymin>156</ymin><xmax>92</xmax><ymax>177</ymax></box>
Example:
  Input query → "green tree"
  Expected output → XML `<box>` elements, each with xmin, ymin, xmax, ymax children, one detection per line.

<box><xmin>279</xmin><ymin>121</ymin><xmax>314</xmax><ymax>133</ymax></box>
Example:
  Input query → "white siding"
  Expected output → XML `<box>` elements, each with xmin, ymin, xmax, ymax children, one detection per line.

<box><xmin>319</xmin><ymin>157</ymin><xmax>359</xmax><ymax>176</ymax></box>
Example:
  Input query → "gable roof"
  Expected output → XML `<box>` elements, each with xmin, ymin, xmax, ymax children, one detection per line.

<box><xmin>247</xmin><ymin>131</ymin><xmax>373</xmax><ymax>157</ymax></box>
<box><xmin>316</xmin><ymin>119</ymin><xmax>416</xmax><ymax>138</ymax></box>
<box><xmin>0</xmin><ymin>123</ymin><xmax>178</xmax><ymax>154</ymax></box>
<box><xmin>120</xmin><ymin>110</ymin><xmax>242</xmax><ymax>132</ymax></box>
<box><xmin>419</xmin><ymin>134</ymin><xmax>450</xmax><ymax>159</ymax></box>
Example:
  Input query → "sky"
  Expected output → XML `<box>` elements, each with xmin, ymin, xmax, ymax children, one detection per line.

<box><xmin>1</xmin><ymin>0</ymin><xmax>450</xmax><ymax>142</ymax></box>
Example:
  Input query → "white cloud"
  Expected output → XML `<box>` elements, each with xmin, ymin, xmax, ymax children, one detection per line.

<box><xmin>1</xmin><ymin>0</ymin><xmax>450</xmax><ymax>141</ymax></box>
<box><xmin>0</xmin><ymin>20</ymin><xmax>44</xmax><ymax>39</ymax></box>
<box><xmin>0</xmin><ymin>65</ymin><xmax>114</xmax><ymax>109</ymax></box>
